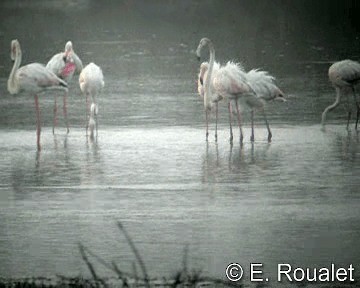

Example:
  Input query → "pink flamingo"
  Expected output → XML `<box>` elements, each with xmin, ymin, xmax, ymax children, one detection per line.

<box><xmin>7</xmin><ymin>39</ymin><xmax>68</xmax><ymax>151</ymax></box>
<box><xmin>46</xmin><ymin>41</ymin><xmax>83</xmax><ymax>134</ymax></box>
<box><xmin>322</xmin><ymin>59</ymin><xmax>360</xmax><ymax>130</ymax></box>
<box><xmin>79</xmin><ymin>62</ymin><xmax>104</xmax><ymax>138</ymax></box>
<box><xmin>197</xmin><ymin>61</ymin><xmax>223</xmax><ymax>141</ymax></box>
<box><xmin>245</xmin><ymin>69</ymin><xmax>286</xmax><ymax>141</ymax></box>
<box><xmin>196</xmin><ymin>37</ymin><xmax>255</xmax><ymax>144</ymax></box>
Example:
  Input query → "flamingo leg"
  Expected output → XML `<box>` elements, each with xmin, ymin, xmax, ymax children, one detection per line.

<box><xmin>52</xmin><ymin>95</ymin><xmax>57</xmax><ymax>134</ymax></box>
<box><xmin>250</xmin><ymin>110</ymin><xmax>255</xmax><ymax>142</ymax></box>
<box><xmin>215</xmin><ymin>102</ymin><xmax>218</xmax><ymax>142</ymax></box>
<box><xmin>352</xmin><ymin>86</ymin><xmax>360</xmax><ymax>130</ymax></box>
<box><xmin>262</xmin><ymin>109</ymin><xmax>272</xmax><ymax>142</ymax></box>
<box><xmin>34</xmin><ymin>95</ymin><xmax>41</xmax><ymax>151</ymax></box>
<box><xmin>345</xmin><ymin>91</ymin><xmax>352</xmax><ymax>130</ymax></box>
<box><xmin>321</xmin><ymin>87</ymin><xmax>341</xmax><ymax>128</ymax></box>
<box><xmin>85</xmin><ymin>93</ymin><xmax>89</xmax><ymax>136</ymax></box>
<box><xmin>228</xmin><ymin>101</ymin><xmax>233</xmax><ymax>144</ymax></box>
<box><xmin>235</xmin><ymin>99</ymin><xmax>244</xmax><ymax>144</ymax></box>
<box><xmin>205</xmin><ymin>108</ymin><xmax>209</xmax><ymax>141</ymax></box>
<box><xmin>63</xmin><ymin>91</ymin><xmax>69</xmax><ymax>134</ymax></box>
<box><xmin>95</xmin><ymin>111</ymin><xmax>98</xmax><ymax>139</ymax></box>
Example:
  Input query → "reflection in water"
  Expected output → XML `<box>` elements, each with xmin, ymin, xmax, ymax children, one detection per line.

<box><xmin>337</xmin><ymin>130</ymin><xmax>359</xmax><ymax>161</ymax></box>
<box><xmin>0</xmin><ymin>124</ymin><xmax>359</xmax><ymax>282</ymax></box>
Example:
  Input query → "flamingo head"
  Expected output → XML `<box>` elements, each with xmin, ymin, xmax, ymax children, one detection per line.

<box><xmin>64</xmin><ymin>41</ymin><xmax>73</xmax><ymax>52</ymax></box>
<box><xmin>10</xmin><ymin>39</ymin><xmax>20</xmax><ymax>61</ymax></box>
<box><xmin>196</xmin><ymin>37</ymin><xmax>211</xmax><ymax>61</ymax></box>
<box><xmin>62</xmin><ymin>41</ymin><xmax>73</xmax><ymax>62</ymax></box>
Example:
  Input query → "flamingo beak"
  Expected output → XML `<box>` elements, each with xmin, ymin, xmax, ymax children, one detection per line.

<box><xmin>197</xmin><ymin>56</ymin><xmax>201</xmax><ymax>61</ymax></box>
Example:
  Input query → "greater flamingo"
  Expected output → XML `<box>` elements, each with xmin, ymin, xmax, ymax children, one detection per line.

<box><xmin>79</xmin><ymin>62</ymin><xmax>104</xmax><ymax>137</ymax></box>
<box><xmin>321</xmin><ymin>59</ymin><xmax>360</xmax><ymax>130</ymax></box>
<box><xmin>46</xmin><ymin>41</ymin><xmax>83</xmax><ymax>134</ymax></box>
<box><xmin>197</xmin><ymin>61</ymin><xmax>223</xmax><ymax>141</ymax></box>
<box><xmin>196</xmin><ymin>37</ymin><xmax>255</xmax><ymax>144</ymax></box>
<box><xmin>7</xmin><ymin>39</ymin><xmax>68</xmax><ymax>151</ymax></box>
<box><xmin>245</xmin><ymin>69</ymin><xmax>286</xmax><ymax>141</ymax></box>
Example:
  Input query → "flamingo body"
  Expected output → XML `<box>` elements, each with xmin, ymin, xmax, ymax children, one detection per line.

<box><xmin>197</xmin><ymin>61</ymin><xmax>223</xmax><ymax>141</ymax></box>
<box><xmin>322</xmin><ymin>59</ymin><xmax>360</xmax><ymax>129</ymax></box>
<box><xmin>46</xmin><ymin>41</ymin><xmax>83</xmax><ymax>83</ymax></box>
<box><xmin>46</xmin><ymin>41</ymin><xmax>83</xmax><ymax>133</ymax></box>
<box><xmin>79</xmin><ymin>62</ymin><xmax>104</xmax><ymax>138</ymax></box>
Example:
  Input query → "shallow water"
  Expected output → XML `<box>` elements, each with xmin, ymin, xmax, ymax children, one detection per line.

<box><xmin>0</xmin><ymin>1</ymin><xmax>360</xmax><ymax>287</ymax></box>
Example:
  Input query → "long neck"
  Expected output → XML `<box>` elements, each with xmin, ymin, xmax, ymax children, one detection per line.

<box><xmin>204</xmin><ymin>41</ymin><xmax>215</xmax><ymax>110</ymax></box>
<box><xmin>7</xmin><ymin>47</ymin><xmax>22</xmax><ymax>94</ymax></box>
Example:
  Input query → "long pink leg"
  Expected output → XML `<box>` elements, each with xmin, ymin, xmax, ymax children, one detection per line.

<box><xmin>215</xmin><ymin>102</ymin><xmax>218</xmax><ymax>142</ymax></box>
<box><xmin>205</xmin><ymin>108</ymin><xmax>209</xmax><ymax>141</ymax></box>
<box><xmin>52</xmin><ymin>95</ymin><xmax>57</xmax><ymax>134</ymax></box>
<box><xmin>35</xmin><ymin>95</ymin><xmax>41</xmax><ymax>151</ymax></box>
<box><xmin>250</xmin><ymin>110</ymin><xmax>255</xmax><ymax>142</ymax></box>
<box><xmin>85</xmin><ymin>94</ymin><xmax>89</xmax><ymax>136</ymax></box>
<box><xmin>63</xmin><ymin>91</ymin><xmax>69</xmax><ymax>134</ymax></box>
<box><xmin>235</xmin><ymin>99</ymin><xmax>244</xmax><ymax>144</ymax></box>
<box><xmin>261</xmin><ymin>109</ymin><xmax>272</xmax><ymax>142</ymax></box>
<box><xmin>228</xmin><ymin>101</ymin><xmax>233</xmax><ymax>144</ymax></box>
<box><xmin>95</xmin><ymin>112</ymin><xmax>98</xmax><ymax>139</ymax></box>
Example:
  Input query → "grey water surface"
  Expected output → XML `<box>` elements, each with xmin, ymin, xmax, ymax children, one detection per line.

<box><xmin>0</xmin><ymin>1</ymin><xmax>359</xmax><ymax>287</ymax></box>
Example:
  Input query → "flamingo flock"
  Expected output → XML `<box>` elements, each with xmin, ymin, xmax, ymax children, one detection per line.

<box><xmin>7</xmin><ymin>39</ymin><xmax>104</xmax><ymax>150</ymax></box>
<box><xmin>196</xmin><ymin>37</ymin><xmax>360</xmax><ymax>143</ymax></box>
<box><xmin>6</xmin><ymin>38</ymin><xmax>359</xmax><ymax>150</ymax></box>
<box><xmin>196</xmin><ymin>37</ymin><xmax>286</xmax><ymax>144</ymax></box>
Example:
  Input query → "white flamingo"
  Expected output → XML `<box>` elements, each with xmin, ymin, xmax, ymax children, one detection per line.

<box><xmin>321</xmin><ymin>59</ymin><xmax>360</xmax><ymax>130</ymax></box>
<box><xmin>46</xmin><ymin>41</ymin><xmax>83</xmax><ymax>134</ymax></box>
<box><xmin>197</xmin><ymin>61</ymin><xmax>223</xmax><ymax>141</ymax></box>
<box><xmin>79</xmin><ymin>62</ymin><xmax>104</xmax><ymax>137</ymax></box>
<box><xmin>196</xmin><ymin>37</ymin><xmax>255</xmax><ymax>144</ymax></box>
<box><xmin>245</xmin><ymin>69</ymin><xmax>286</xmax><ymax>141</ymax></box>
<box><xmin>7</xmin><ymin>39</ymin><xmax>68</xmax><ymax>151</ymax></box>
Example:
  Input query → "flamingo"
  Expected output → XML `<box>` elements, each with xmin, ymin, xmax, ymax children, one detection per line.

<box><xmin>7</xmin><ymin>39</ymin><xmax>68</xmax><ymax>151</ymax></box>
<box><xmin>79</xmin><ymin>62</ymin><xmax>104</xmax><ymax>137</ymax></box>
<box><xmin>321</xmin><ymin>59</ymin><xmax>360</xmax><ymax>130</ymax></box>
<box><xmin>196</xmin><ymin>37</ymin><xmax>255</xmax><ymax>144</ymax></box>
<box><xmin>197</xmin><ymin>61</ymin><xmax>223</xmax><ymax>141</ymax></box>
<box><xmin>46</xmin><ymin>41</ymin><xmax>83</xmax><ymax>134</ymax></box>
<box><xmin>245</xmin><ymin>69</ymin><xmax>286</xmax><ymax>141</ymax></box>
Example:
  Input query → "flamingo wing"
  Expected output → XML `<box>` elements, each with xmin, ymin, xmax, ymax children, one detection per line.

<box><xmin>17</xmin><ymin>63</ymin><xmax>67</xmax><ymax>92</ymax></box>
<box><xmin>246</xmin><ymin>69</ymin><xmax>285</xmax><ymax>101</ymax></box>
<box><xmin>214</xmin><ymin>63</ymin><xmax>252</xmax><ymax>97</ymax></box>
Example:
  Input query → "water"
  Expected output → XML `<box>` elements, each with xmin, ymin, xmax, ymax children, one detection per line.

<box><xmin>0</xmin><ymin>1</ymin><xmax>360</xmax><ymax>287</ymax></box>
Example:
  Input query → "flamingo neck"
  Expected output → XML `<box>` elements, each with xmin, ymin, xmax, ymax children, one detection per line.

<box><xmin>204</xmin><ymin>41</ymin><xmax>215</xmax><ymax>110</ymax></box>
<box><xmin>7</xmin><ymin>46</ymin><xmax>22</xmax><ymax>94</ymax></box>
